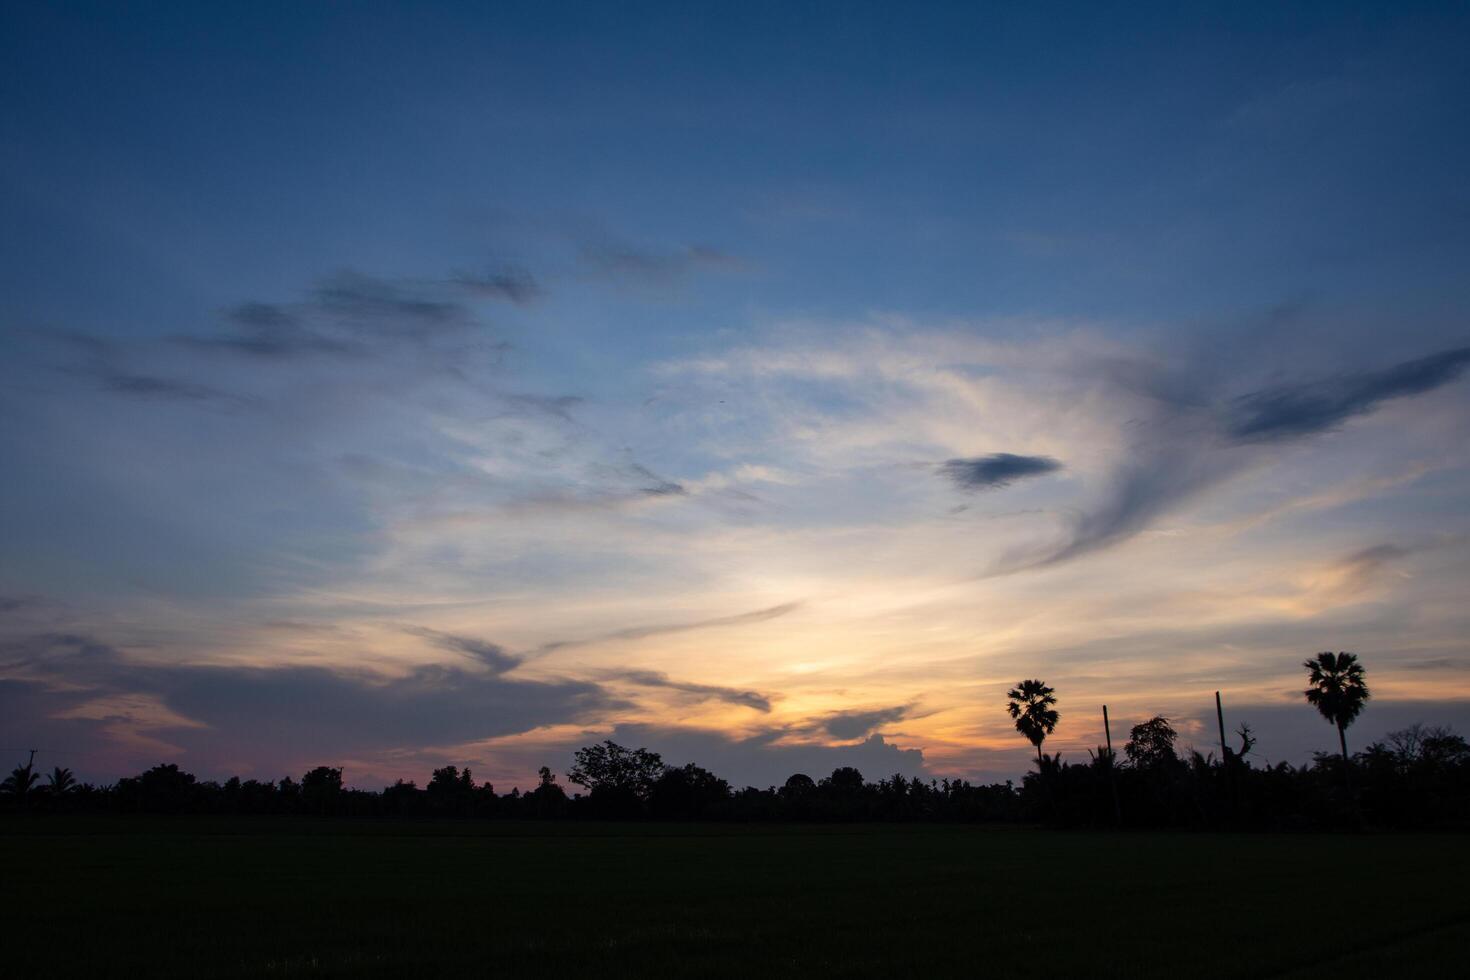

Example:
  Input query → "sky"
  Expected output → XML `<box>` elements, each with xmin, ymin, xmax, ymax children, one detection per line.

<box><xmin>3</xmin><ymin>2</ymin><xmax>1469</xmax><ymax>791</ymax></box>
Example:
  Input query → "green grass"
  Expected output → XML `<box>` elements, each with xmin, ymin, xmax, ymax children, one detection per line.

<box><xmin>3</xmin><ymin>818</ymin><xmax>1467</xmax><ymax>978</ymax></box>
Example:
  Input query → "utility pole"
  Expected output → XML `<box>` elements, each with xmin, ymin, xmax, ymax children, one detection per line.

<box><xmin>1215</xmin><ymin>692</ymin><xmax>1227</xmax><ymax>763</ymax></box>
<box><xmin>1103</xmin><ymin>705</ymin><xmax>1121</xmax><ymax>827</ymax></box>
<box><xmin>1216</xmin><ymin>692</ymin><xmax>1238</xmax><ymax>825</ymax></box>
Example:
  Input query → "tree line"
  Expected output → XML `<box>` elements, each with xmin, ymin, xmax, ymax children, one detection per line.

<box><xmin>5</xmin><ymin>651</ymin><xmax>1468</xmax><ymax>829</ymax></box>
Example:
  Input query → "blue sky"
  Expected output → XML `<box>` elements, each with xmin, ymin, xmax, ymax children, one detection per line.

<box><xmin>3</xmin><ymin>2</ymin><xmax>1469</xmax><ymax>789</ymax></box>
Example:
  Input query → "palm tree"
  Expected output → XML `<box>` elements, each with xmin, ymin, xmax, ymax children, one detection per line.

<box><xmin>47</xmin><ymin>767</ymin><xmax>76</xmax><ymax>795</ymax></box>
<box><xmin>1006</xmin><ymin>679</ymin><xmax>1060</xmax><ymax>769</ymax></box>
<box><xmin>1</xmin><ymin>761</ymin><xmax>40</xmax><ymax>805</ymax></box>
<box><xmin>1303</xmin><ymin>651</ymin><xmax>1370</xmax><ymax>770</ymax></box>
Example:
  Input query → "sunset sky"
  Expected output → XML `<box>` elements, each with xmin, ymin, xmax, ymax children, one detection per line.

<box><xmin>3</xmin><ymin>2</ymin><xmax>1469</xmax><ymax>790</ymax></box>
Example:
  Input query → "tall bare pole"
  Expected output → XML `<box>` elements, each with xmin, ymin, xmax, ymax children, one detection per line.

<box><xmin>1102</xmin><ymin>705</ymin><xmax>1121</xmax><ymax>827</ymax></box>
<box><xmin>1215</xmin><ymin>691</ymin><xmax>1228</xmax><ymax>764</ymax></box>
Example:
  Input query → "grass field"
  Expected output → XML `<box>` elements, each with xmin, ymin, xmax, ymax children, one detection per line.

<box><xmin>3</xmin><ymin>819</ymin><xmax>1467</xmax><ymax>978</ymax></box>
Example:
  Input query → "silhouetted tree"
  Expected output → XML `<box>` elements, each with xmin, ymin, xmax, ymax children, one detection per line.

<box><xmin>1</xmin><ymin>759</ymin><xmax>40</xmax><ymax>806</ymax></box>
<box><xmin>1304</xmin><ymin>652</ymin><xmax>1370</xmax><ymax>772</ymax></box>
<box><xmin>381</xmin><ymin>779</ymin><xmax>420</xmax><ymax>816</ymax></box>
<box><xmin>301</xmin><ymin>766</ymin><xmax>344</xmax><ymax>814</ymax></box>
<box><xmin>114</xmin><ymin>763</ymin><xmax>199</xmax><ymax>813</ymax></box>
<box><xmin>649</xmin><ymin>763</ymin><xmax>730</xmax><ymax>819</ymax></box>
<box><xmin>46</xmin><ymin>766</ymin><xmax>76</xmax><ymax>796</ymax></box>
<box><xmin>1125</xmin><ymin>716</ymin><xmax>1179</xmax><ymax>769</ymax></box>
<box><xmin>276</xmin><ymin>775</ymin><xmax>301</xmax><ymax>811</ymax></box>
<box><xmin>1006</xmin><ymin>679</ymin><xmax>1059</xmax><ymax>769</ymax></box>
<box><xmin>526</xmin><ymin>766</ymin><xmax>567</xmax><ymax>817</ymax></box>
<box><xmin>568</xmin><ymin>741</ymin><xmax>664</xmax><ymax>800</ymax></box>
<box><xmin>782</xmin><ymin>773</ymin><xmax>816</xmax><ymax>795</ymax></box>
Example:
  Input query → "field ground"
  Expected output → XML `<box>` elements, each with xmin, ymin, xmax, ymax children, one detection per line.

<box><xmin>2</xmin><ymin>818</ymin><xmax>1468</xmax><ymax>978</ymax></box>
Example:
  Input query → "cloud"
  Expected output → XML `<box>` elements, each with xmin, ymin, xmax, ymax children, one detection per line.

<box><xmin>1400</xmin><ymin>659</ymin><xmax>1470</xmax><ymax>672</ymax></box>
<box><xmin>1015</xmin><ymin>345</ymin><xmax>1470</xmax><ymax>572</ymax></box>
<box><xmin>1337</xmin><ymin>542</ymin><xmax>1412</xmax><ymax>576</ymax></box>
<box><xmin>1023</xmin><ymin>448</ymin><xmax>1229</xmax><ymax>569</ymax></box>
<box><xmin>450</xmin><ymin>267</ymin><xmax>542</xmax><ymax>305</ymax></box>
<box><xmin>1297</xmin><ymin>542</ymin><xmax>1415</xmax><ymax>606</ymax></box>
<box><xmin>96</xmin><ymin>371</ymin><xmax>242</xmax><ymax>403</ymax></box>
<box><xmin>820</xmin><ymin>704</ymin><xmax>913</xmax><ymax>740</ymax></box>
<box><xmin>169</xmin><ymin>270</ymin><xmax>520</xmax><ymax>364</ymax></box>
<box><xmin>1226</xmin><ymin>347</ymin><xmax>1470</xmax><ymax>442</ymax></box>
<box><xmin>0</xmin><ymin>633</ymin><xmax>621</xmax><ymax>776</ymax></box>
<box><xmin>312</xmin><ymin>270</ymin><xmax>465</xmax><ymax>330</ymax></box>
<box><xmin>941</xmin><ymin>454</ymin><xmax>1062</xmax><ymax>492</ymax></box>
<box><xmin>529</xmin><ymin>601</ymin><xmax>803</xmax><ymax>656</ymax></box>
<box><xmin>607</xmin><ymin>670</ymin><xmax>773</xmax><ymax>712</ymax></box>
<box><xmin>580</xmin><ymin>242</ymin><xmax>740</xmax><ymax>284</ymax></box>
<box><xmin>176</xmin><ymin>303</ymin><xmax>361</xmax><ymax>359</ymax></box>
<box><xmin>500</xmin><ymin>393</ymin><xmax>584</xmax><ymax>422</ymax></box>
<box><xmin>631</xmin><ymin>463</ymin><xmax>687</xmax><ymax>497</ymax></box>
<box><xmin>402</xmin><ymin>626</ymin><xmax>521</xmax><ymax>674</ymax></box>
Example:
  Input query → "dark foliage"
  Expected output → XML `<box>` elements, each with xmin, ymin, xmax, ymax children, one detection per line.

<box><xmin>5</xmin><ymin>721</ymin><xmax>1469</xmax><ymax>829</ymax></box>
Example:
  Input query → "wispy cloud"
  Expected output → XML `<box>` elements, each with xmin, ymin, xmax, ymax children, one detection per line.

<box><xmin>1020</xmin><ymin>345</ymin><xmax>1470</xmax><ymax>571</ymax></box>
<box><xmin>607</xmin><ymin>669</ymin><xmax>773</xmax><ymax>712</ymax></box>
<box><xmin>402</xmin><ymin>626</ymin><xmax>521</xmax><ymax>674</ymax></box>
<box><xmin>176</xmin><ymin>303</ymin><xmax>361</xmax><ymax>359</ymax></box>
<box><xmin>1225</xmin><ymin>347</ymin><xmax>1470</xmax><ymax>442</ymax></box>
<box><xmin>449</xmin><ymin>267</ymin><xmax>543</xmax><ymax>305</ymax></box>
<box><xmin>581</xmin><ymin>242</ymin><xmax>741</xmax><ymax>285</ymax></box>
<box><xmin>98</xmin><ymin>371</ymin><xmax>243</xmax><ymax>403</ymax></box>
<box><xmin>312</xmin><ymin>270</ymin><xmax>466</xmax><ymax>330</ymax></box>
<box><xmin>529</xmin><ymin>601</ymin><xmax>803</xmax><ymax>656</ymax></box>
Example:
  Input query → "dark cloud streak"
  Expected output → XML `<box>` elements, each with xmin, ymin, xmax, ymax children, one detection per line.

<box><xmin>1006</xmin><ymin>345</ymin><xmax>1470</xmax><ymax>573</ymax></box>
<box><xmin>607</xmin><ymin>669</ymin><xmax>773</xmax><ymax>712</ymax></box>
<box><xmin>1226</xmin><ymin>347</ymin><xmax>1470</xmax><ymax>442</ymax></box>
<box><xmin>402</xmin><ymin>626</ymin><xmax>521</xmax><ymax>674</ymax></box>
<box><xmin>529</xmin><ymin>601</ymin><xmax>802</xmax><ymax>656</ymax></box>
<box><xmin>820</xmin><ymin>704</ymin><xmax>913</xmax><ymax>740</ymax></box>
<box><xmin>942</xmin><ymin>453</ymin><xmax>1061</xmax><ymax>492</ymax></box>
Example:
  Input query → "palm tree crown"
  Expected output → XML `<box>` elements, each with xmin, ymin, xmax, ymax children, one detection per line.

<box><xmin>1</xmin><ymin>762</ymin><xmax>40</xmax><ymax>800</ymax></box>
<box><xmin>1006</xmin><ymin>679</ymin><xmax>1059</xmax><ymax>763</ymax></box>
<box><xmin>47</xmin><ymin>767</ymin><xmax>76</xmax><ymax>795</ymax></box>
<box><xmin>1303</xmin><ymin>651</ymin><xmax>1370</xmax><ymax>763</ymax></box>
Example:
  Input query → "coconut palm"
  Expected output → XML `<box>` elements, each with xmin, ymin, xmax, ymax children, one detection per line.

<box><xmin>1</xmin><ymin>761</ymin><xmax>40</xmax><ymax>804</ymax></box>
<box><xmin>1006</xmin><ymin>679</ymin><xmax>1060</xmax><ymax>769</ymax></box>
<box><xmin>47</xmin><ymin>767</ymin><xmax>76</xmax><ymax>795</ymax></box>
<box><xmin>1303</xmin><ymin>651</ymin><xmax>1370</xmax><ymax>768</ymax></box>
